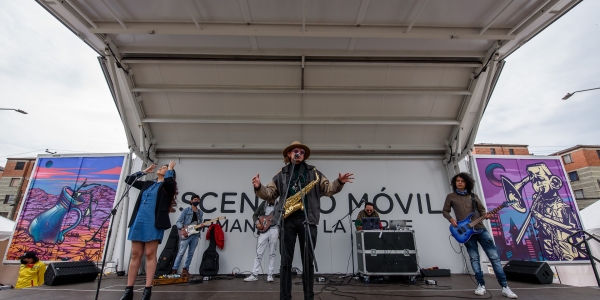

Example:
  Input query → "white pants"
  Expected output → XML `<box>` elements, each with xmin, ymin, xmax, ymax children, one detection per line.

<box><xmin>251</xmin><ymin>227</ymin><xmax>279</xmax><ymax>276</ymax></box>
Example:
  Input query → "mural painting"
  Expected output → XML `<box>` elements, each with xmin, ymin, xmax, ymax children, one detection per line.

<box><xmin>4</xmin><ymin>155</ymin><xmax>126</xmax><ymax>263</ymax></box>
<box><xmin>474</xmin><ymin>156</ymin><xmax>587</xmax><ymax>262</ymax></box>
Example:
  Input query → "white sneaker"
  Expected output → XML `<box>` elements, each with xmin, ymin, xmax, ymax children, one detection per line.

<box><xmin>474</xmin><ymin>284</ymin><xmax>486</xmax><ymax>295</ymax></box>
<box><xmin>502</xmin><ymin>286</ymin><xmax>518</xmax><ymax>299</ymax></box>
<box><xmin>244</xmin><ymin>274</ymin><xmax>258</xmax><ymax>282</ymax></box>
<box><xmin>267</xmin><ymin>275</ymin><xmax>274</xmax><ymax>282</ymax></box>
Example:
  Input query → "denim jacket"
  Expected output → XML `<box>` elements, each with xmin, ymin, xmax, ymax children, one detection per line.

<box><xmin>176</xmin><ymin>206</ymin><xmax>204</xmax><ymax>230</ymax></box>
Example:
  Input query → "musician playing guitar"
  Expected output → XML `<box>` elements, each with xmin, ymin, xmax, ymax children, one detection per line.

<box><xmin>172</xmin><ymin>194</ymin><xmax>204</xmax><ymax>277</ymax></box>
<box><xmin>244</xmin><ymin>200</ymin><xmax>279</xmax><ymax>282</ymax></box>
<box><xmin>442</xmin><ymin>173</ymin><xmax>517</xmax><ymax>299</ymax></box>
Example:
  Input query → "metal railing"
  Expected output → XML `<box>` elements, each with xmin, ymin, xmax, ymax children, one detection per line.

<box><xmin>567</xmin><ymin>230</ymin><xmax>600</xmax><ymax>287</ymax></box>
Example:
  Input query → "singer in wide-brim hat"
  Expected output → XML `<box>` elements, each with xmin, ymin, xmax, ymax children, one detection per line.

<box><xmin>282</xmin><ymin>141</ymin><xmax>311</xmax><ymax>163</ymax></box>
<box><xmin>250</xmin><ymin>141</ymin><xmax>354</xmax><ymax>300</ymax></box>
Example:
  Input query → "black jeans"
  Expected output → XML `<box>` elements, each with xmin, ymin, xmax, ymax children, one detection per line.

<box><xmin>280</xmin><ymin>213</ymin><xmax>318</xmax><ymax>300</ymax></box>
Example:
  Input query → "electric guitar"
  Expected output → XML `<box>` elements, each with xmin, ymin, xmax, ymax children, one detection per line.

<box><xmin>257</xmin><ymin>211</ymin><xmax>276</xmax><ymax>233</ymax></box>
<box><xmin>179</xmin><ymin>216</ymin><xmax>226</xmax><ymax>240</ymax></box>
<box><xmin>449</xmin><ymin>199</ymin><xmax>516</xmax><ymax>244</ymax></box>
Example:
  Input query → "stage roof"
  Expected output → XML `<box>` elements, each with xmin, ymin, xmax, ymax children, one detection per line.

<box><xmin>38</xmin><ymin>0</ymin><xmax>581</xmax><ymax>161</ymax></box>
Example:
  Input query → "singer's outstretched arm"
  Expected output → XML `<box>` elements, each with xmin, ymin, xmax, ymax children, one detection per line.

<box><xmin>124</xmin><ymin>172</ymin><xmax>146</xmax><ymax>190</ymax></box>
<box><xmin>256</xmin><ymin>179</ymin><xmax>280</xmax><ymax>203</ymax></box>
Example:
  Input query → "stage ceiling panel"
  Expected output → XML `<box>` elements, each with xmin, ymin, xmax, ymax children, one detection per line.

<box><xmin>38</xmin><ymin>0</ymin><xmax>581</xmax><ymax>161</ymax></box>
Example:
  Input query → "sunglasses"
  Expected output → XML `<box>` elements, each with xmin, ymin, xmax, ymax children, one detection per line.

<box><xmin>294</xmin><ymin>149</ymin><xmax>305</xmax><ymax>155</ymax></box>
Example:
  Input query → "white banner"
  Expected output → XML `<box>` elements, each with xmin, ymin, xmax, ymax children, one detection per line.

<box><xmin>123</xmin><ymin>157</ymin><xmax>465</xmax><ymax>274</ymax></box>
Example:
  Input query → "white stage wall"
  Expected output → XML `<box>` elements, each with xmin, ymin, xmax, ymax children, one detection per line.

<box><xmin>119</xmin><ymin>157</ymin><xmax>466</xmax><ymax>275</ymax></box>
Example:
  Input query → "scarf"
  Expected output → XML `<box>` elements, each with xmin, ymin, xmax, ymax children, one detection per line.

<box><xmin>455</xmin><ymin>189</ymin><xmax>468</xmax><ymax>196</ymax></box>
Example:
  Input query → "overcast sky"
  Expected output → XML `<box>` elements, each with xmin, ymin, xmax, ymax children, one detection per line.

<box><xmin>1</xmin><ymin>1</ymin><xmax>599</xmax><ymax>167</ymax></box>
<box><xmin>476</xmin><ymin>0</ymin><xmax>600</xmax><ymax>155</ymax></box>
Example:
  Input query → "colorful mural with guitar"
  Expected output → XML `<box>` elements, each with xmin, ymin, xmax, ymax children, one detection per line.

<box><xmin>4</xmin><ymin>155</ymin><xmax>126</xmax><ymax>263</ymax></box>
<box><xmin>473</xmin><ymin>156</ymin><xmax>587</xmax><ymax>262</ymax></box>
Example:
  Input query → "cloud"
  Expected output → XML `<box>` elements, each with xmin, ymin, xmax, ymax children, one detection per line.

<box><xmin>90</xmin><ymin>167</ymin><xmax>123</xmax><ymax>175</ymax></box>
<box><xmin>33</xmin><ymin>168</ymin><xmax>78</xmax><ymax>179</ymax></box>
<box><xmin>0</xmin><ymin>1</ymin><xmax>128</xmax><ymax>166</ymax></box>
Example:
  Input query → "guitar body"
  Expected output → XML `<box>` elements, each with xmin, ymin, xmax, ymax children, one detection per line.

<box><xmin>257</xmin><ymin>211</ymin><xmax>276</xmax><ymax>233</ymax></box>
<box><xmin>179</xmin><ymin>222</ymin><xmax>198</xmax><ymax>241</ymax></box>
<box><xmin>179</xmin><ymin>216</ymin><xmax>227</xmax><ymax>240</ymax></box>
<box><xmin>449</xmin><ymin>213</ymin><xmax>484</xmax><ymax>244</ymax></box>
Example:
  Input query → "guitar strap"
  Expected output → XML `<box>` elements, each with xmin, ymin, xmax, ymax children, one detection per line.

<box><xmin>471</xmin><ymin>194</ymin><xmax>478</xmax><ymax>214</ymax></box>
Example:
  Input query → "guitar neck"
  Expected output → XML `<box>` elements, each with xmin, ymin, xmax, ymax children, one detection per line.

<box><xmin>469</xmin><ymin>204</ymin><xmax>505</xmax><ymax>227</ymax></box>
<box><xmin>192</xmin><ymin>217</ymin><xmax>223</xmax><ymax>229</ymax></box>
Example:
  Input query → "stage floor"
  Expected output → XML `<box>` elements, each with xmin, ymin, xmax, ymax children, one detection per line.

<box><xmin>1</xmin><ymin>274</ymin><xmax>598</xmax><ymax>300</ymax></box>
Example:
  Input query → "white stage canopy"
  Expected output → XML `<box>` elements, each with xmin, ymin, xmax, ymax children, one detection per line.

<box><xmin>38</xmin><ymin>0</ymin><xmax>581</xmax><ymax>170</ymax></box>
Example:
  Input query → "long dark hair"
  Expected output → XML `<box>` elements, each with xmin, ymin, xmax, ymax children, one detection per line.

<box><xmin>451</xmin><ymin>172</ymin><xmax>475</xmax><ymax>194</ymax></box>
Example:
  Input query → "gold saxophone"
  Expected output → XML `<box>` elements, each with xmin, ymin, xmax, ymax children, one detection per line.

<box><xmin>283</xmin><ymin>170</ymin><xmax>320</xmax><ymax>218</ymax></box>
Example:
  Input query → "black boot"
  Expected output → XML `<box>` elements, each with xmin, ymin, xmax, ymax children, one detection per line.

<box><xmin>119</xmin><ymin>286</ymin><xmax>133</xmax><ymax>300</ymax></box>
<box><xmin>141</xmin><ymin>287</ymin><xmax>152</xmax><ymax>300</ymax></box>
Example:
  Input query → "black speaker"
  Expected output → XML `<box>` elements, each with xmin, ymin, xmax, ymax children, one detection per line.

<box><xmin>503</xmin><ymin>260</ymin><xmax>553</xmax><ymax>284</ymax></box>
<box><xmin>44</xmin><ymin>261</ymin><xmax>99</xmax><ymax>286</ymax></box>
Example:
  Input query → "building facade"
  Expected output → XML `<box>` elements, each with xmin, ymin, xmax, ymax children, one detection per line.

<box><xmin>473</xmin><ymin>143</ymin><xmax>530</xmax><ymax>155</ymax></box>
<box><xmin>551</xmin><ymin>145</ymin><xmax>600</xmax><ymax>210</ymax></box>
<box><xmin>0</xmin><ymin>158</ymin><xmax>35</xmax><ymax>219</ymax></box>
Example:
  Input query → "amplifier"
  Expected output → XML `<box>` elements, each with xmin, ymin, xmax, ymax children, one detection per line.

<box><xmin>356</xmin><ymin>230</ymin><xmax>419</xmax><ymax>275</ymax></box>
<box><xmin>503</xmin><ymin>260</ymin><xmax>553</xmax><ymax>284</ymax></box>
<box><xmin>44</xmin><ymin>261</ymin><xmax>99</xmax><ymax>286</ymax></box>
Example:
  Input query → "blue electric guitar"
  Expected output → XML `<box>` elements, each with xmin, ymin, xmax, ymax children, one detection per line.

<box><xmin>449</xmin><ymin>200</ymin><xmax>516</xmax><ymax>244</ymax></box>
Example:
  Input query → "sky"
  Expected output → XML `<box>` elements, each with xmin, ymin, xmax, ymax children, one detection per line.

<box><xmin>475</xmin><ymin>0</ymin><xmax>600</xmax><ymax>155</ymax></box>
<box><xmin>0</xmin><ymin>1</ymin><xmax>599</xmax><ymax>167</ymax></box>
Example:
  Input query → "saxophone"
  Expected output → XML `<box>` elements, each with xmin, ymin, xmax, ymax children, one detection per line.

<box><xmin>283</xmin><ymin>170</ymin><xmax>320</xmax><ymax>218</ymax></box>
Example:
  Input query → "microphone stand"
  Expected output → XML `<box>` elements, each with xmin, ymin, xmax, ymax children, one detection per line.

<box><xmin>93</xmin><ymin>172</ymin><xmax>143</xmax><ymax>300</ymax></box>
<box><xmin>272</xmin><ymin>156</ymin><xmax>298</xmax><ymax>291</ymax></box>
<box><xmin>298</xmin><ymin>173</ymin><xmax>319</xmax><ymax>296</ymax></box>
<box><xmin>331</xmin><ymin>200</ymin><xmax>363</xmax><ymax>278</ymax></box>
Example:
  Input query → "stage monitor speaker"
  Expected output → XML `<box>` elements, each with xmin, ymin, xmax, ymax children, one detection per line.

<box><xmin>503</xmin><ymin>260</ymin><xmax>553</xmax><ymax>284</ymax></box>
<box><xmin>44</xmin><ymin>261</ymin><xmax>99</xmax><ymax>286</ymax></box>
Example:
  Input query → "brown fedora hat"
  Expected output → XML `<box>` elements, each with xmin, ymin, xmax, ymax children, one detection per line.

<box><xmin>283</xmin><ymin>141</ymin><xmax>311</xmax><ymax>160</ymax></box>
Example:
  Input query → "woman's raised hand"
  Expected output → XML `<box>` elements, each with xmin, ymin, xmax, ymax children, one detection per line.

<box><xmin>143</xmin><ymin>164</ymin><xmax>156</xmax><ymax>173</ymax></box>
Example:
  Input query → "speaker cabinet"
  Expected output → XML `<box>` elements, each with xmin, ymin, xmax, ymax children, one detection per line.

<box><xmin>356</xmin><ymin>230</ymin><xmax>419</xmax><ymax>275</ymax></box>
<box><xmin>503</xmin><ymin>260</ymin><xmax>553</xmax><ymax>284</ymax></box>
<box><xmin>44</xmin><ymin>261</ymin><xmax>99</xmax><ymax>286</ymax></box>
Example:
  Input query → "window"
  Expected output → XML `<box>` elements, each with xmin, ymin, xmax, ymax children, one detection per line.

<box><xmin>0</xmin><ymin>212</ymin><xmax>8</xmax><ymax>218</ymax></box>
<box><xmin>509</xmin><ymin>149</ymin><xmax>514</xmax><ymax>155</ymax></box>
<box><xmin>568</xmin><ymin>171</ymin><xmax>579</xmax><ymax>181</ymax></box>
<box><xmin>3</xmin><ymin>195</ymin><xmax>15</xmax><ymax>204</ymax></box>
<box><xmin>9</xmin><ymin>178</ymin><xmax>20</xmax><ymax>187</ymax></box>
<box><xmin>574</xmin><ymin>189</ymin><xmax>585</xmax><ymax>199</ymax></box>
<box><xmin>562</xmin><ymin>154</ymin><xmax>573</xmax><ymax>164</ymax></box>
<box><xmin>597</xmin><ymin>150</ymin><xmax>600</xmax><ymax>159</ymax></box>
<box><xmin>490</xmin><ymin>148</ymin><xmax>496</xmax><ymax>155</ymax></box>
<box><xmin>14</xmin><ymin>162</ymin><xmax>25</xmax><ymax>170</ymax></box>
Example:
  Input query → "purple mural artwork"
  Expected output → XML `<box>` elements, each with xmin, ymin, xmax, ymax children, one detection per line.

<box><xmin>5</xmin><ymin>156</ymin><xmax>125</xmax><ymax>263</ymax></box>
<box><xmin>474</xmin><ymin>156</ymin><xmax>587</xmax><ymax>262</ymax></box>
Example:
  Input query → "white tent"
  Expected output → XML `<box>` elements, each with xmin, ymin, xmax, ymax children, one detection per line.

<box><xmin>580</xmin><ymin>200</ymin><xmax>600</xmax><ymax>232</ymax></box>
<box><xmin>580</xmin><ymin>200</ymin><xmax>600</xmax><ymax>268</ymax></box>
<box><xmin>0</xmin><ymin>216</ymin><xmax>15</xmax><ymax>242</ymax></box>
<box><xmin>554</xmin><ymin>201</ymin><xmax>600</xmax><ymax>287</ymax></box>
